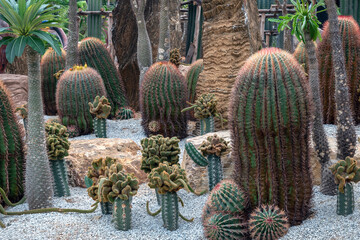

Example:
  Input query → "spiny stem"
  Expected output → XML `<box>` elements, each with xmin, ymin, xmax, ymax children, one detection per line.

<box><xmin>0</xmin><ymin>188</ymin><xmax>26</xmax><ymax>207</ymax></box>
<box><xmin>146</xmin><ymin>201</ymin><xmax>161</xmax><ymax>216</ymax></box>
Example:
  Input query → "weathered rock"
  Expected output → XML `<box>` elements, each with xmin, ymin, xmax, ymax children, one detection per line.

<box><xmin>65</xmin><ymin>138</ymin><xmax>146</xmax><ymax>188</ymax></box>
<box><xmin>0</xmin><ymin>74</ymin><xmax>28</xmax><ymax>107</ymax></box>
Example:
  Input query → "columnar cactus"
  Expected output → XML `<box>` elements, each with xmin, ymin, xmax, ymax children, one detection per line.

<box><xmin>229</xmin><ymin>48</ymin><xmax>313</xmax><ymax>225</ymax></box>
<box><xmin>293</xmin><ymin>42</ymin><xmax>310</xmax><ymax>74</ymax></box>
<box><xmin>15</xmin><ymin>104</ymin><xmax>28</xmax><ymax>134</ymax></box>
<box><xmin>0</xmin><ymin>81</ymin><xmax>26</xmax><ymax>204</ymax></box>
<box><xmin>186</xmin><ymin>59</ymin><xmax>204</xmax><ymax>105</ymax></box>
<box><xmin>89</xmin><ymin>96</ymin><xmax>111</xmax><ymax>138</ymax></box>
<box><xmin>79</xmin><ymin>37</ymin><xmax>128</xmax><ymax>115</ymax></box>
<box><xmin>185</xmin><ymin>134</ymin><xmax>230</xmax><ymax>191</ymax></box>
<box><xmin>87</xmin><ymin>0</ymin><xmax>102</xmax><ymax>39</ymax></box>
<box><xmin>318</xmin><ymin>16</ymin><xmax>360</xmax><ymax>124</ymax></box>
<box><xmin>140</xmin><ymin>62</ymin><xmax>188</xmax><ymax>139</ymax></box>
<box><xmin>56</xmin><ymin>65</ymin><xmax>107</xmax><ymax>135</ymax></box>
<box><xmin>41</xmin><ymin>48</ymin><xmax>66</xmax><ymax>115</ymax></box>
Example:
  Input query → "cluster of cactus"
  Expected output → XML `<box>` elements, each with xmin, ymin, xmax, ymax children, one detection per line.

<box><xmin>329</xmin><ymin>157</ymin><xmax>360</xmax><ymax>216</ymax></box>
<box><xmin>185</xmin><ymin>134</ymin><xmax>229</xmax><ymax>191</ymax></box>
<box><xmin>186</xmin><ymin>59</ymin><xmax>204</xmax><ymax>106</ymax></box>
<box><xmin>56</xmin><ymin>64</ymin><xmax>107</xmax><ymax>135</ymax></box>
<box><xmin>140</xmin><ymin>62</ymin><xmax>188</xmax><ymax>139</ymax></box>
<box><xmin>89</xmin><ymin>96</ymin><xmax>111</xmax><ymax>138</ymax></box>
<box><xmin>15</xmin><ymin>104</ymin><xmax>28</xmax><ymax>133</ymax></box>
<box><xmin>40</xmin><ymin>48</ymin><xmax>66</xmax><ymax>115</ymax></box>
<box><xmin>169</xmin><ymin>48</ymin><xmax>181</xmax><ymax>67</ymax></box>
<box><xmin>115</xmin><ymin>106</ymin><xmax>135</xmax><ymax>120</ymax></box>
<box><xmin>229</xmin><ymin>48</ymin><xmax>312</xmax><ymax>225</ymax></box>
<box><xmin>318</xmin><ymin>16</ymin><xmax>360</xmax><ymax>124</ymax></box>
<box><xmin>0</xmin><ymin>81</ymin><xmax>26</xmax><ymax>204</ymax></box>
<box><xmin>79</xmin><ymin>37</ymin><xmax>128</xmax><ymax>116</ymax></box>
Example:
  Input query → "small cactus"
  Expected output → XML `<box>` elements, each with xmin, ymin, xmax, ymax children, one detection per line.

<box><xmin>169</xmin><ymin>48</ymin><xmax>181</xmax><ymax>67</ymax></box>
<box><xmin>66</xmin><ymin>125</ymin><xmax>80</xmax><ymax>138</ymax></box>
<box><xmin>89</xmin><ymin>96</ymin><xmax>111</xmax><ymax>138</ymax></box>
<box><xmin>115</xmin><ymin>107</ymin><xmax>135</xmax><ymax>120</ymax></box>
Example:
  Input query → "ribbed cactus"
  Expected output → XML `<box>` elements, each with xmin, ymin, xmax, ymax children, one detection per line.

<box><xmin>204</xmin><ymin>213</ymin><xmax>248</xmax><ymax>240</ymax></box>
<box><xmin>336</xmin><ymin>183</ymin><xmax>354</xmax><ymax>216</ymax></box>
<box><xmin>340</xmin><ymin>0</ymin><xmax>360</xmax><ymax>24</ymax></box>
<box><xmin>318</xmin><ymin>16</ymin><xmax>360</xmax><ymax>124</ymax></box>
<box><xmin>87</xmin><ymin>0</ymin><xmax>102</xmax><ymax>39</ymax></box>
<box><xmin>115</xmin><ymin>107</ymin><xmax>135</xmax><ymax>120</ymax></box>
<box><xmin>79</xmin><ymin>37</ymin><xmax>128</xmax><ymax>115</ymax></box>
<box><xmin>140</xmin><ymin>62</ymin><xmax>188</xmax><ymax>139</ymax></box>
<box><xmin>185</xmin><ymin>134</ymin><xmax>230</xmax><ymax>191</ymax></box>
<box><xmin>229</xmin><ymin>48</ymin><xmax>312</xmax><ymax>225</ymax></box>
<box><xmin>293</xmin><ymin>42</ymin><xmax>310</xmax><ymax>74</ymax></box>
<box><xmin>41</xmin><ymin>48</ymin><xmax>66</xmax><ymax>115</ymax></box>
<box><xmin>186</xmin><ymin>59</ymin><xmax>203</xmax><ymax>105</ymax></box>
<box><xmin>89</xmin><ymin>96</ymin><xmax>111</xmax><ymax>138</ymax></box>
<box><xmin>56</xmin><ymin>65</ymin><xmax>107</xmax><ymax>135</ymax></box>
<box><xmin>0</xmin><ymin>81</ymin><xmax>25</xmax><ymax>204</ymax></box>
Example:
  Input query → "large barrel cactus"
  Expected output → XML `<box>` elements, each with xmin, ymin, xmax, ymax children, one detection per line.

<box><xmin>318</xmin><ymin>16</ymin><xmax>360</xmax><ymax>124</ymax></box>
<box><xmin>0</xmin><ymin>81</ymin><xmax>25</xmax><ymax>203</ymax></box>
<box><xmin>140</xmin><ymin>62</ymin><xmax>188</xmax><ymax>139</ymax></box>
<box><xmin>229</xmin><ymin>48</ymin><xmax>313</xmax><ymax>225</ymax></box>
<box><xmin>79</xmin><ymin>37</ymin><xmax>128</xmax><ymax>115</ymax></box>
<box><xmin>41</xmin><ymin>48</ymin><xmax>66</xmax><ymax>115</ymax></box>
<box><xmin>56</xmin><ymin>65</ymin><xmax>107</xmax><ymax>135</ymax></box>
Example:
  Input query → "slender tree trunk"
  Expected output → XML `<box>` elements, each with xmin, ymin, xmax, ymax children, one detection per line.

<box><xmin>324</xmin><ymin>0</ymin><xmax>357</xmax><ymax>160</ymax></box>
<box><xmin>304</xmin><ymin>32</ymin><xmax>336</xmax><ymax>195</ymax></box>
<box><xmin>157</xmin><ymin>0</ymin><xmax>170</xmax><ymax>61</ymax></box>
<box><xmin>66</xmin><ymin>0</ymin><xmax>79</xmax><ymax>70</ymax></box>
<box><xmin>25</xmin><ymin>47</ymin><xmax>54</xmax><ymax>209</ymax></box>
<box><xmin>169</xmin><ymin>0</ymin><xmax>182</xmax><ymax>50</ymax></box>
<box><xmin>282</xmin><ymin>0</ymin><xmax>293</xmax><ymax>52</ymax></box>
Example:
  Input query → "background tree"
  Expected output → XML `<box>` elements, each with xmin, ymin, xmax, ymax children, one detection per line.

<box><xmin>66</xmin><ymin>0</ymin><xmax>79</xmax><ymax>69</ymax></box>
<box><xmin>157</xmin><ymin>0</ymin><xmax>170</xmax><ymax>61</ymax></box>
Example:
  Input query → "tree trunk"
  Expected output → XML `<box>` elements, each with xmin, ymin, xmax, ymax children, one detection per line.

<box><xmin>304</xmin><ymin>32</ymin><xmax>336</xmax><ymax>196</ymax></box>
<box><xmin>282</xmin><ymin>0</ymin><xmax>293</xmax><ymax>52</ymax></box>
<box><xmin>169</xmin><ymin>0</ymin><xmax>182</xmax><ymax>50</ymax></box>
<box><xmin>324</xmin><ymin>0</ymin><xmax>356</xmax><ymax>160</ymax></box>
<box><xmin>157</xmin><ymin>0</ymin><xmax>170</xmax><ymax>61</ymax></box>
<box><xmin>25</xmin><ymin>47</ymin><xmax>53</xmax><ymax>209</ymax></box>
<box><xmin>66</xmin><ymin>0</ymin><xmax>79</xmax><ymax>70</ymax></box>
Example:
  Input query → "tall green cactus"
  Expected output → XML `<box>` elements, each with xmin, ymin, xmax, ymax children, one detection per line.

<box><xmin>79</xmin><ymin>37</ymin><xmax>128</xmax><ymax>115</ymax></box>
<box><xmin>56</xmin><ymin>65</ymin><xmax>107</xmax><ymax>135</ymax></box>
<box><xmin>87</xmin><ymin>0</ymin><xmax>102</xmax><ymax>39</ymax></box>
<box><xmin>229</xmin><ymin>48</ymin><xmax>312</xmax><ymax>226</ymax></box>
<box><xmin>0</xmin><ymin>81</ymin><xmax>25</xmax><ymax>204</ymax></box>
<box><xmin>340</xmin><ymin>0</ymin><xmax>360</xmax><ymax>24</ymax></box>
<box><xmin>318</xmin><ymin>16</ymin><xmax>360</xmax><ymax>124</ymax></box>
<box><xmin>41</xmin><ymin>48</ymin><xmax>66</xmax><ymax>115</ymax></box>
<box><xmin>140</xmin><ymin>62</ymin><xmax>188</xmax><ymax>139</ymax></box>
<box><xmin>186</xmin><ymin>59</ymin><xmax>204</xmax><ymax>105</ymax></box>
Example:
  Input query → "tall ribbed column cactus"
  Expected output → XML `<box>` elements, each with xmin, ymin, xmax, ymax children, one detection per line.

<box><xmin>0</xmin><ymin>81</ymin><xmax>25</xmax><ymax>204</ymax></box>
<box><xmin>186</xmin><ymin>59</ymin><xmax>204</xmax><ymax>105</ymax></box>
<box><xmin>56</xmin><ymin>65</ymin><xmax>107</xmax><ymax>135</ymax></box>
<box><xmin>140</xmin><ymin>62</ymin><xmax>188</xmax><ymax>139</ymax></box>
<box><xmin>229</xmin><ymin>48</ymin><xmax>312</xmax><ymax>225</ymax></box>
<box><xmin>79</xmin><ymin>37</ymin><xmax>128</xmax><ymax>115</ymax></box>
<box><xmin>87</xmin><ymin>0</ymin><xmax>102</xmax><ymax>39</ymax></box>
<box><xmin>41</xmin><ymin>48</ymin><xmax>66</xmax><ymax>115</ymax></box>
<box><xmin>157</xmin><ymin>0</ymin><xmax>170</xmax><ymax>61</ymax></box>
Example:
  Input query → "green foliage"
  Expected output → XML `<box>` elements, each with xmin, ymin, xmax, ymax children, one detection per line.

<box><xmin>329</xmin><ymin>157</ymin><xmax>360</xmax><ymax>193</ymax></box>
<box><xmin>89</xmin><ymin>95</ymin><xmax>111</xmax><ymax>119</ymax></box>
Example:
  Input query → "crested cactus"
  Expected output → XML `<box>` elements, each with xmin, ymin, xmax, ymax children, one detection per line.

<box><xmin>169</xmin><ymin>48</ymin><xmax>181</xmax><ymax>67</ymax></box>
<box><xmin>15</xmin><ymin>104</ymin><xmax>28</xmax><ymax>134</ymax></box>
<box><xmin>87</xmin><ymin>0</ymin><xmax>102</xmax><ymax>39</ymax></box>
<box><xmin>185</xmin><ymin>134</ymin><xmax>230</xmax><ymax>191</ymax></box>
<box><xmin>186</xmin><ymin>59</ymin><xmax>204</xmax><ymax>106</ymax></box>
<box><xmin>79</xmin><ymin>37</ymin><xmax>128</xmax><ymax>115</ymax></box>
<box><xmin>56</xmin><ymin>65</ymin><xmax>107</xmax><ymax>135</ymax></box>
<box><xmin>229</xmin><ymin>48</ymin><xmax>312</xmax><ymax>225</ymax></box>
<box><xmin>318</xmin><ymin>16</ymin><xmax>360</xmax><ymax>124</ymax></box>
<box><xmin>249</xmin><ymin>204</ymin><xmax>290</xmax><ymax>240</ymax></box>
<box><xmin>0</xmin><ymin>81</ymin><xmax>26</xmax><ymax>204</ymax></box>
<box><xmin>89</xmin><ymin>96</ymin><xmax>111</xmax><ymax>138</ymax></box>
<box><xmin>140</xmin><ymin>62</ymin><xmax>188</xmax><ymax>139</ymax></box>
<box><xmin>41</xmin><ymin>48</ymin><xmax>66</xmax><ymax>115</ymax></box>
<box><xmin>115</xmin><ymin>106</ymin><xmax>135</xmax><ymax>120</ymax></box>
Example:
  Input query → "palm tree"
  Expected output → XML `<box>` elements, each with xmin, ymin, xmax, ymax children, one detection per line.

<box><xmin>270</xmin><ymin>0</ymin><xmax>336</xmax><ymax>195</ymax></box>
<box><xmin>0</xmin><ymin>0</ymin><xmax>63</xmax><ymax>209</ymax></box>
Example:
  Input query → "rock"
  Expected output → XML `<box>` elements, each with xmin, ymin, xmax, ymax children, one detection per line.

<box><xmin>0</xmin><ymin>74</ymin><xmax>28</xmax><ymax>107</ymax></box>
<box><xmin>65</xmin><ymin>138</ymin><xmax>146</xmax><ymax>188</ymax></box>
<box><xmin>178</xmin><ymin>64</ymin><xmax>191</xmax><ymax>77</ymax></box>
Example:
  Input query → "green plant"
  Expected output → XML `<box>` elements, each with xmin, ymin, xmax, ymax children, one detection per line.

<box><xmin>79</xmin><ymin>37</ymin><xmax>128</xmax><ymax>115</ymax></box>
<box><xmin>186</xmin><ymin>59</ymin><xmax>203</xmax><ymax>105</ymax></box>
<box><xmin>0</xmin><ymin>81</ymin><xmax>26</xmax><ymax>204</ymax></box>
<box><xmin>41</xmin><ymin>48</ymin><xmax>66</xmax><ymax>115</ymax></box>
<box><xmin>15</xmin><ymin>104</ymin><xmax>28</xmax><ymax>133</ymax></box>
<box><xmin>229</xmin><ymin>48</ymin><xmax>312</xmax><ymax>225</ymax></box>
<box><xmin>115</xmin><ymin>107</ymin><xmax>135</xmax><ymax>120</ymax></box>
<box><xmin>169</xmin><ymin>48</ymin><xmax>181</xmax><ymax>67</ymax></box>
<box><xmin>89</xmin><ymin>95</ymin><xmax>111</xmax><ymax>138</ymax></box>
<box><xmin>140</xmin><ymin>62</ymin><xmax>188</xmax><ymax>139</ymax></box>
<box><xmin>67</xmin><ymin>125</ymin><xmax>80</xmax><ymax>138</ymax></box>
<box><xmin>185</xmin><ymin>134</ymin><xmax>230</xmax><ymax>191</ymax></box>
<box><xmin>204</xmin><ymin>213</ymin><xmax>248</xmax><ymax>240</ymax></box>
<box><xmin>249</xmin><ymin>204</ymin><xmax>290</xmax><ymax>240</ymax></box>
<box><xmin>293</xmin><ymin>42</ymin><xmax>309</xmax><ymax>73</ymax></box>
<box><xmin>87</xmin><ymin>0</ymin><xmax>102</xmax><ymax>39</ymax></box>
<box><xmin>56</xmin><ymin>65</ymin><xmax>107</xmax><ymax>135</ymax></box>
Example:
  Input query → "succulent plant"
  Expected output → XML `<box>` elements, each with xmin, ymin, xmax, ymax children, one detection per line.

<box><xmin>249</xmin><ymin>204</ymin><xmax>290</xmax><ymax>240</ymax></box>
<box><xmin>293</xmin><ymin>41</ymin><xmax>311</xmax><ymax>74</ymax></box>
<box><xmin>329</xmin><ymin>157</ymin><xmax>360</xmax><ymax>193</ymax></box>
<box><xmin>87</xmin><ymin>1</ymin><xmax>102</xmax><ymax>39</ymax></box>
<box><xmin>115</xmin><ymin>106</ymin><xmax>135</xmax><ymax>120</ymax></box>
<box><xmin>89</xmin><ymin>95</ymin><xmax>111</xmax><ymax>119</ymax></box>
<box><xmin>169</xmin><ymin>48</ymin><xmax>181</xmax><ymax>67</ymax></box>
<box><xmin>15</xmin><ymin>104</ymin><xmax>28</xmax><ymax>133</ymax></box>
<box><xmin>186</xmin><ymin>59</ymin><xmax>204</xmax><ymax>105</ymax></box>
<box><xmin>67</xmin><ymin>125</ymin><xmax>80</xmax><ymax>138</ymax></box>
<box><xmin>45</xmin><ymin>122</ymin><xmax>68</xmax><ymax>138</ymax></box>
<box><xmin>45</xmin><ymin>118</ymin><xmax>62</xmax><ymax>125</ymax></box>
<box><xmin>199</xmin><ymin>134</ymin><xmax>230</xmax><ymax>157</ymax></box>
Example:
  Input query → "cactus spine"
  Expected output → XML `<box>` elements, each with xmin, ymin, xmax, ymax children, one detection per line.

<box><xmin>140</xmin><ymin>62</ymin><xmax>188</xmax><ymax>139</ymax></box>
<box><xmin>41</xmin><ymin>48</ymin><xmax>66</xmax><ymax>115</ymax></box>
<box><xmin>229</xmin><ymin>48</ymin><xmax>312</xmax><ymax>225</ymax></box>
<box><xmin>186</xmin><ymin>59</ymin><xmax>203</xmax><ymax>105</ymax></box>
<box><xmin>113</xmin><ymin>197</ymin><xmax>132</xmax><ymax>230</ymax></box>
<box><xmin>336</xmin><ymin>183</ymin><xmax>354</xmax><ymax>216</ymax></box>
<box><xmin>87</xmin><ymin>0</ymin><xmax>102</xmax><ymax>39</ymax></box>
<box><xmin>56</xmin><ymin>65</ymin><xmax>107</xmax><ymax>135</ymax></box>
<box><xmin>89</xmin><ymin>96</ymin><xmax>111</xmax><ymax>138</ymax></box>
<box><xmin>0</xmin><ymin>81</ymin><xmax>26</xmax><ymax>204</ymax></box>
<box><xmin>161</xmin><ymin>192</ymin><xmax>179</xmax><ymax>231</ymax></box>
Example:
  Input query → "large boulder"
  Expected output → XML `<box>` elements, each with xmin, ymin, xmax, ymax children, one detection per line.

<box><xmin>0</xmin><ymin>74</ymin><xmax>28</xmax><ymax>107</ymax></box>
<box><xmin>65</xmin><ymin>138</ymin><xmax>146</xmax><ymax>188</ymax></box>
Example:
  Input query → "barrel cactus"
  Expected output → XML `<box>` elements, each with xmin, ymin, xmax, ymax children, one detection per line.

<box><xmin>293</xmin><ymin>42</ymin><xmax>312</xmax><ymax>74</ymax></box>
<box><xmin>115</xmin><ymin>106</ymin><xmax>135</xmax><ymax>120</ymax></box>
<box><xmin>140</xmin><ymin>62</ymin><xmax>188</xmax><ymax>139</ymax></box>
<box><xmin>229</xmin><ymin>48</ymin><xmax>312</xmax><ymax>225</ymax></box>
<box><xmin>318</xmin><ymin>16</ymin><xmax>360</xmax><ymax>124</ymax></box>
<box><xmin>186</xmin><ymin>59</ymin><xmax>204</xmax><ymax>105</ymax></box>
<box><xmin>0</xmin><ymin>81</ymin><xmax>26</xmax><ymax>204</ymax></box>
<box><xmin>79</xmin><ymin>37</ymin><xmax>128</xmax><ymax>115</ymax></box>
<box><xmin>41</xmin><ymin>48</ymin><xmax>66</xmax><ymax>115</ymax></box>
<box><xmin>89</xmin><ymin>95</ymin><xmax>111</xmax><ymax>138</ymax></box>
<box><xmin>56</xmin><ymin>65</ymin><xmax>107</xmax><ymax>135</ymax></box>
<box><xmin>204</xmin><ymin>213</ymin><xmax>248</xmax><ymax>240</ymax></box>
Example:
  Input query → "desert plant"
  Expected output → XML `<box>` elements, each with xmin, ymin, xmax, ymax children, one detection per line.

<box><xmin>115</xmin><ymin>106</ymin><xmax>135</xmax><ymax>120</ymax></box>
<box><xmin>89</xmin><ymin>95</ymin><xmax>111</xmax><ymax>138</ymax></box>
<box><xmin>204</xmin><ymin>213</ymin><xmax>248</xmax><ymax>240</ymax></box>
<box><xmin>186</xmin><ymin>59</ymin><xmax>203</xmax><ymax>105</ymax></box>
<box><xmin>293</xmin><ymin>42</ymin><xmax>311</xmax><ymax>74</ymax></box>
<box><xmin>87</xmin><ymin>0</ymin><xmax>102</xmax><ymax>39</ymax></box>
<box><xmin>66</xmin><ymin>125</ymin><xmax>80</xmax><ymax>138</ymax></box>
<box><xmin>249</xmin><ymin>204</ymin><xmax>290</xmax><ymax>240</ymax></box>
<box><xmin>169</xmin><ymin>48</ymin><xmax>181</xmax><ymax>67</ymax></box>
<box><xmin>41</xmin><ymin>48</ymin><xmax>66</xmax><ymax>115</ymax></box>
<box><xmin>229</xmin><ymin>48</ymin><xmax>312</xmax><ymax>225</ymax></box>
<box><xmin>56</xmin><ymin>65</ymin><xmax>107</xmax><ymax>135</ymax></box>
<box><xmin>15</xmin><ymin>104</ymin><xmax>28</xmax><ymax>134</ymax></box>
<box><xmin>79</xmin><ymin>37</ymin><xmax>128</xmax><ymax>115</ymax></box>
<box><xmin>140</xmin><ymin>62</ymin><xmax>188</xmax><ymax>139</ymax></box>
<box><xmin>185</xmin><ymin>134</ymin><xmax>230</xmax><ymax>191</ymax></box>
